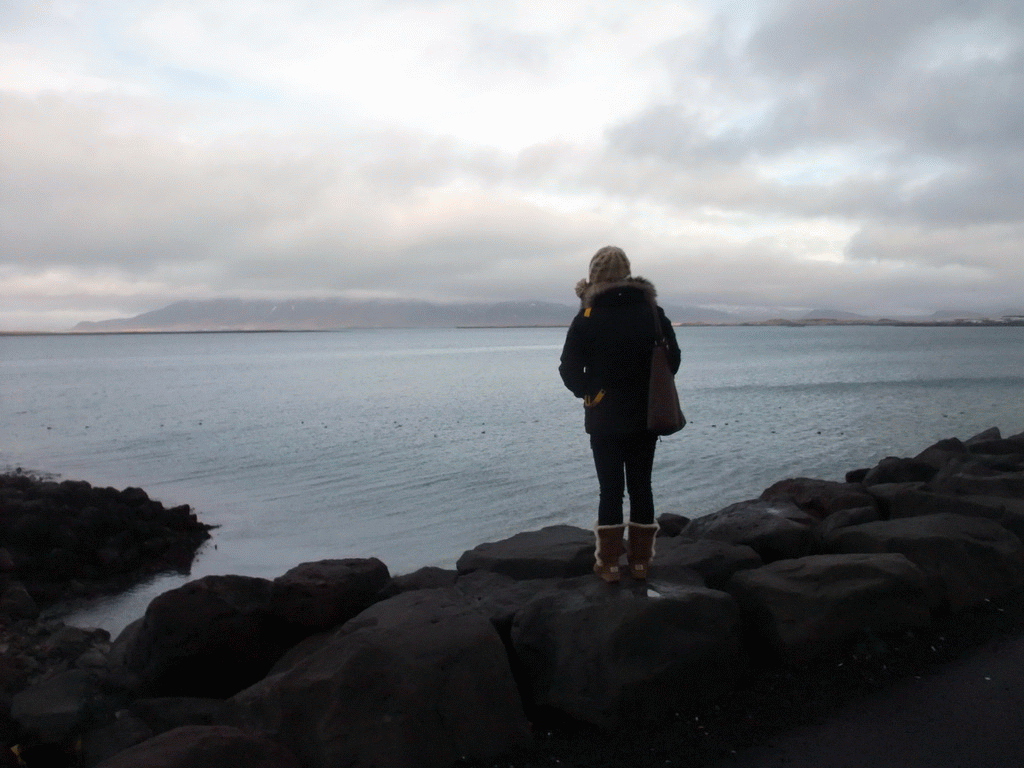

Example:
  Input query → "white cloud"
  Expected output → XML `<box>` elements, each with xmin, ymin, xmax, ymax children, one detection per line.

<box><xmin>1</xmin><ymin>0</ymin><xmax>1023</xmax><ymax>329</ymax></box>
<box><xmin>111</xmin><ymin>0</ymin><xmax>696</xmax><ymax>148</ymax></box>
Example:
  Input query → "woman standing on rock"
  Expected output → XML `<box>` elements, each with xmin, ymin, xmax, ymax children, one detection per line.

<box><xmin>559</xmin><ymin>246</ymin><xmax>681</xmax><ymax>583</ymax></box>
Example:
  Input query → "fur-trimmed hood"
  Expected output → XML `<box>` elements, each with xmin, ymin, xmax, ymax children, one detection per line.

<box><xmin>575</xmin><ymin>276</ymin><xmax>657</xmax><ymax>308</ymax></box>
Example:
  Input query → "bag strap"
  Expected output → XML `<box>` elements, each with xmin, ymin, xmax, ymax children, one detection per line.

<box><xmin>650</xmin><ymin>302</ymin><xmax>666</xmax><ymax>344</ymax></box>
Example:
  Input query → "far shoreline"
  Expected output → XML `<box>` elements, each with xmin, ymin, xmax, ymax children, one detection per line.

<box><xmin>3</xmin><ymin>317</ymin><xmax>1024</xmax><ymax>336</ymax></box>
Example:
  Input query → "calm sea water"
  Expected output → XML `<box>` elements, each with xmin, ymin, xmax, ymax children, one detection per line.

<box><xmin>2</xmin><ymin>325</ymin><xmax>1023</xmax><ymax>632</ymax></box>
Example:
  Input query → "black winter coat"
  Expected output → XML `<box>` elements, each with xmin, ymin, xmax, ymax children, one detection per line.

<box><xmin>559</xmin><ymin>277</ymin><xmax>681</xmax><ymax>435</ymax></box>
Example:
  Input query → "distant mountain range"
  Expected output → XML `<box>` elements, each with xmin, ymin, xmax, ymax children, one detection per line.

<box><xmin>69</xmin><ymin>298</ymin><xmax>1024</xmax><ymax>333</ymax></box>
<box><xmin>71</xmin><ymin>298</ymin><xmax>574</xmax><ymax>331</ymax></box>
<box><xmin>70</xmin><ymin>297</ymin><xmax>742</xmax><ymax>332</ymax></box>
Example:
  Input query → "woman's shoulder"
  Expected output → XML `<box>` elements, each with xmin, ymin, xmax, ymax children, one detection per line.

<box><xmin>581</xmin><ymin>276</ymin><xmax>657</xmax><ymax>308</ymax></box>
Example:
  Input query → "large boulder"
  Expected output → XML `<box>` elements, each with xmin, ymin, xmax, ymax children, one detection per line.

<box><xmin>268</xmin><ymin>558</ymin><xmax>390</xmax><ymax>630</ymax></box>
<box><xmin>1</xmin><ymin>580</ymin><xmax>39</xmax><ymax>620</ymax></box>
<box><xmin>817</xmin><ymin>506</ymin><xmax>882</xmax><ymax>539</ymax></box>
<box><xmin>128</xmin><ymin>697</ymin><xmax>229</xmax><ymax>735</ymax></box>
<box><xmin>867</xmin><ymin>483</ymin><xmax>1024</xmax><ymax>539</ymax></box>
<box><xmin>943</xmin><ymin>428</ymin><xmax>1024</xmax><ymax>459</ymax></box>
<box><xmin>656</xmin><ymin>512</ymin><xmax>690</xmax><ymax>537</ymax></box>
<box><xmin>650</xmin><ymin>537</ymin><xmax>762</xmax><ymax>589</ymax></box>
<box><xmin>510</xmin><ymin>578</ymin><xmax>744</xmax><ymax>728</ymax></box>
<box><xmin>824</xmin><ymin>513</ymin><xmax>1024</xmax><ymax>611</ymax></box>
<box><xmin>456</xmin><ymin>524</ymin><xmax>594</xmax><ymax>579</ymax></box>
<box><xmin>455</xmin><ymin>570</ymin><xmax>562</xmax><ymax>627</ymax></box>
<box><xmin>866</xmin><ymin>482</ymin><xmax>956</xmax><ymax>515</ymax></box>
<box><xmin>117</xmin><ymin>575</ymin><xmax>296</xmax><ymax>698</ymax></box>
<box><xmin>967</xmin><ymin>438</ymin><xmax>1024</xmax><ymax>458</ymax></box>
<box><xmin>965</xmin><ymin>426</ymin><xmax>1003</xmax><ymax>444</ymax></box>
<box><xmin>95</xmin><ymin>725</ymin><xmax>300</xmax><ymax>768</ymax></box>
<box><xmin>681</xmin><ymin>500</ymin><xmax>818</xmax><ymax>562</ymax></box>
<box><xmin>0</xmin><ymin>620</ymin><xmax>112</xmax><ymax>710</ymax></box>
<box><xmin>730</xmin><ymin>554</ymin><xmax>931</xmax><ymax>662</ymax></box>
<box><xmin>862</xmin><ymin>457</ymin><xmax>938</xmax><ymax>486</ymax></box>
<box><xmin>229</xmin><ymin>588</ymin><xmax>530</xmax><ymax>768</ymax></box>
<box><xmin>81</xmin><ymin>710</ymin><xmax>154</xmax><ymax>767</ymax></box>
<box><xmin>914</xmin><ymin>437</ymin><xmax>968</xmax><ymax>471</ymax></box>
<box><xmin>928</xmin><ymin>463</ymin><xmax>1024</xmax><ymax>499</ymax></box>
<box><xmin>392</xmin><ymin>565</ymin><xmax>459</xmax><ymax>592</ymax></box>
<box><xmin>759</xmin><ymin>478</ymin><xmax>876</xmax><ymax>518</ymax></box>
<box><xmin>10</xmin><ymin>669</ymin><xmax>102</xmax><ymax>743</ymax></box>
<box><xmin>963</xmin><ymin>428</ymin><xmax>1024</xmax><ymax>461</ymax></box>
<box><xmin>961</xmin><ymin>495</ymin><xmax>1024</xmax><ymax>536</ymax></box>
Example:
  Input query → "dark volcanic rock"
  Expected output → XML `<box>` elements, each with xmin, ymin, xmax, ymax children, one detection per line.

<box><xmin>0</xmin><ymin>473</ymin><xmax>211</xmax><ymax>611</ymax></box>
<box><xmin>10</xmin><ymin>669</ymin><xmax>102</xmax><ymax>743</ymax></box>
<box><xmin>824</xmin><ymin>513</ymin><xmax>1024</xmax><ymax>611</ymax></box>
<box><xmin>94</xmin><ymin>725</ymin><xmax>300</xmax><ymax>768</ymax></box>
<box><xmin>914</xmin><ymin>436</ymin><xmax>968</xmax><ymax>464</ymax></box>
<box><xmin>650</xmin><ymin>537</ymin><xmax>763</xmax><ymax>589</ymax></box>
<box><xmin>510</xmin><ymin>578</ymin><xmax>745</xmax><ymax>728</ymax></box>
<box><xmin>229</xmin><ymin>588</ymin><xmax>530</xmax><ymax>768</ymax></box>
<box><xmin>10</xmin><ymin>428</ymin><xmax>1024</xmax><ymax>768</ymax></box>
<box><xmin>818</xmin><ymin>505</ymin><xmax>882</xmax><ymax>538</ymax></box>
<box><xmin>392</xmin><ymin>565</ymin><xmax>459</xmax><ymax>592</ymax></box>
<box><xmin>0</xmin><ymin>619</ymin><xmax>114</xmax><ymax>738</ymax></box>
<box><xmin>868</xmin><ymin>483</ymin><xmax>1024</xmax><ymax>539</ymax></box>
<box><xmin>268</xmin><ymin>557</ymin><xmax>390</xmax><ymax>630</ymax></box>
<box><xmin>964</xmin><ymin>426</ymin><xmax>1003</xmax><ymax>446</ymax></box>
<box><xmin>967</xmin><ymin>436</ymin><xmax>1024</xmax><ymax>457</ymax></box>
<box><xmin>862</xmin><ymin>456</ymin><xmax>938</xmax><ymax>486</ymax></box>
<box><xmin>681</xmin><ymin>500</ymin><xmax>818</xmax><ymax>563</ymax></box>
<box><xmin>0</xmin><ymin>581</ymin><xmax>39</xmax><ymax>620</ymax></box>
<box><xmin>128</xmin><ymin>697</ymin><xmax>230</xmax><ymax>735</ymax></box>
<box><xmin>455</xmin><ymin>569</ymin><xmax>559</xmax><ymax>626</ymax></box>
<box><xmin>456</xmin><ymin>524</ymin><xmax>594</xmax><ymax>579</ymax></box>
<box><xmin>759</xmin><ymin>477</ymin><xmax>876</xmax><ymax>518</ymax></box>
<box><xmin>929</xmin><ymin>465</ymin><xmax>1024</xmax><ymax>498</ymax></box>
<box><xmin>730</xmin><ymin>553</ymin><xmax>931</xmax><ymax>662</ymax></box>
<box><xmin>80</xmin><ymin>710</ymin><xmax>153</xmax><ymax>767</ymax></box>
<box><xmin>958</xmin><ymin>495</ymin><xmax>1024</xmax><ymax>538</ymax></box>
<box><xmin>117</xmin><ymin>575</ymin><xmax>295</xmax><ymax>698</ymax></box>
<box><xmin>656</xmin><ymin>512</ymin><xmax>691</xmax><ymax>537</ymax></box>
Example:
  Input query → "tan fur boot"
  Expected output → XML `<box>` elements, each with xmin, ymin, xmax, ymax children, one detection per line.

<box><xmin>593</xmin><ymin>524</ymin><xmax>626</xmax><ymax>583</ymax></box>
<box><xmin>627</xmin><ymin>522</ymin><xmax>659</xmax><ymax>580</ymax></box>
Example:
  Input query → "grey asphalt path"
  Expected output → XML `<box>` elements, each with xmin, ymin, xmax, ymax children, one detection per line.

<box><xmin>718</xmin><ymin>635</ymin><xmax>1024</xmax><ymax>768</ymax></box>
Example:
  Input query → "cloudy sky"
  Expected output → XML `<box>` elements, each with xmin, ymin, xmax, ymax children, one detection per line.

<box><xmin>2</xmin><ymin>0</ymin><xmax>1022</xmax><ymax>329</ymax></box>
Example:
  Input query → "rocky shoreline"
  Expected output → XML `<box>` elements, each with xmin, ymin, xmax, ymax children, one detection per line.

<box><xmin>0</xmin><ymin>473</ymin><xmax>213</xmax><ymax>616</ymax></box>
<box><xmin>3</xmin><ymin>427</ymin><xmax>1024</xmax><ymax>767</ymax></box>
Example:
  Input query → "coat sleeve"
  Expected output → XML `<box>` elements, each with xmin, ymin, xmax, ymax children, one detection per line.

<box><xmin>558</xmin><ymin>316</ymin><xmax>587</xmax><ymax>398</ymax></box>
<box><xmin>658</xmin><ymin>307</ymin><xmax>682</xmax><ymax>374</ymax></box>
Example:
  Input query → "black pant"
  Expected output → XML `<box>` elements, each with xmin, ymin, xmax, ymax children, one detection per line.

<box><xmin>590</xmin><ymin>432</ymin><xmax>658</xmax><ymax>526</ymax></box>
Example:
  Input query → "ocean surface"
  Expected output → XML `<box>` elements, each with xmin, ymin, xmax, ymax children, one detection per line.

<box><xmin>2</xmin><ymin>325</ymin><xmax>1023</xmax><ymax>633</ymax></box>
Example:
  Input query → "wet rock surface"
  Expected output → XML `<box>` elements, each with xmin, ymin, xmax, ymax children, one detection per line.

<box><xmin>4</xmin><ymin>427</ymin><xmax>1024</xmax><ymax>767</ymax></box>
